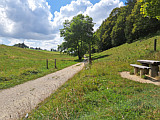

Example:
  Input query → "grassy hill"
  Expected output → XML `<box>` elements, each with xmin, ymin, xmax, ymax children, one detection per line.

<box><xmin>28</xmin><ymin>35</ymin><xmax>160</xmax><ymax>119</ymax></box>
<box><xmin>0</xmin><ymin>45</ymin><xmax>77</xmax><ymax>89</ymax></box>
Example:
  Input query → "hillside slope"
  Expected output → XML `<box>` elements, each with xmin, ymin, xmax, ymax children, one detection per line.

<box><xmin>0</xmin><ymin>45</ymin><xmax>77</xmax><ymax>89</ymax></box>
<box><xmin>28</xmin><ymin>35</ymin><xmax>160</xmax><ymax>119</ymax></box>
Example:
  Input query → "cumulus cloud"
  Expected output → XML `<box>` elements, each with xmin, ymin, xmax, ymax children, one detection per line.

<box><xmin>53</xmin><ymin>0</ymin><xmax>93</xmax><ymax>26</ymax></box>
<box><xmin>0</xmin><ymin>0</ymin><xmax>55</xmax><ymax>40</ymax></box>
<box><xmin>85</xmin><ymin>0</ymin><xmax>124</xmax><ymax>29</ymax></box>
<box><xmin>0</xmin><ymin>0</ymin><xmax>124</xmax><ymax>49</ymax></box>
<box><xmin>0</xmin><ymin>39</ymin><xmax>2</xmax><ymax>44</ymax></box>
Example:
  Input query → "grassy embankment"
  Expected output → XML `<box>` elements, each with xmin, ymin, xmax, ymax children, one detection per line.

<box><xmin>28</xmin><ymin>34</ymin><xmax>160</xmax><ymax>119</ymax></box>
<box><xmin>0</xmin><ymin>45</ymin><xmax>78</xmax><ymax>89</ymax></box>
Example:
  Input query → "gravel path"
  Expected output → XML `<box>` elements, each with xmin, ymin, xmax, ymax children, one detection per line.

<box><xmin>0</xmin><ymin>62</ymin><xmax>84</xmax><ymax>120</ymax></box>
<box><xmin>120</xmin><ymin>71</ymin><xmax>160</xmax><ymax>86</ymax></box>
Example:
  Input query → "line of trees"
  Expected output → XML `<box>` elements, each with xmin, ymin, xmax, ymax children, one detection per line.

<box><xmin>94</xmin><ymin>0</ymin><xmax>160</xmax><ymax>51</ymax></box>
<box><xmin>13</xmin><ymin>43</ymin><xmax>29</xmax><ymax>48</ymax></box>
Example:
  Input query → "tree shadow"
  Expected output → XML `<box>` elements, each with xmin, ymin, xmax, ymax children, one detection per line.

<box><xmin>74</xmin><ymin>59</ymin><xmax>84</xmax><ymax>62</ymax></box>
<box><xmin>92</xmin><ymin>54</ymin><xmax>110</xmax><ymax>60</ymax></box>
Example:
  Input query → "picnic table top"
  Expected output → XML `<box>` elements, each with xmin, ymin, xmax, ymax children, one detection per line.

<box><xmin>137</xmin><ymin>60</ymin><xmax>160</xmax><ymax>65</ymax></box>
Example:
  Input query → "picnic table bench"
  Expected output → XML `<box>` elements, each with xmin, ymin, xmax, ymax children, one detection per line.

<box><xmin>137</xmin><ymin>60</ymin><xmax>160</xmax><ymax>77</ymax></box>
<box><xmin>130</xmin><ymin>64</ymin><xmax>151</xmax><ymax>77</ymax></box>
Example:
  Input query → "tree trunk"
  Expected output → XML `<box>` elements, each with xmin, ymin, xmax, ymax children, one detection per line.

<box><xmin>77</xmin><ymin>44</ymin><xmax>81</xmax><ymax>60</ymax></box>
<box><xmin>78</xmin><ymin>56</ymin><xmax>82</xmax><ymax>60</ymax></box>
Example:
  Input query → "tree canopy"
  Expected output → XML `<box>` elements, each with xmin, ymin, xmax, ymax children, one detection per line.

<box><xmin>138</xmin><ymin>0</ymin><xmax>160</xmax><ymax>20</ymax></box>
<box><xmin>94</xmin><ymin>1</ymin><xmax>160</xmax><ymax>52</ymax></box>
<box><xmin>59</xmin><ymin>14</ymin><xmax>95</xmax><ymax>60</ymax></box>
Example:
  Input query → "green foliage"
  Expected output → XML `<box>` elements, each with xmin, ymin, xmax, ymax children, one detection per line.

<box><xmin>13</xmin><ymin>43</ymin><xmax>29</xmax><ymax>48</ymax></box>
<box><xmin>28</xmin><ymin>35</ymin><xmax>160</xmax><ymax>119</ymax></box>
<box><xmin>59</xmin><ymin>14</ymin><xmax>95</xmax><ymax>60</ymax></box>
<box><xmin>111</xmin><ymin>7</ymin><xmax>128</xmax><ymax>47</ymax></box>
<box><xmin>138</xmin><ymin>0</ymin><xmax>160</xmax><ymax>20</ymax></box>
<box><xmin>0</xmin><ymin>45</ymin><xmax>77</xmax><ymax>89</ymax></box>
<box><xmin>125</xmin><ymin>2</ymin><xmax>160</xmax><ymax>43</ymax></box>
<box><xmin>95</xmin><ymin>8</ymin><xmax>121</xmax><ymax>51</ymax></box>
<box><xmin>94</xmin><ymin>1</ymin><xmax>160</xmax><ymax>51</ymax></box>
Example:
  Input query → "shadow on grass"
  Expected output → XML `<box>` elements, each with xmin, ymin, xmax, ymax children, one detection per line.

<box><xmin>92</xmin><ymin>54</ymin><xmax>110</xmax><ymax>60</ymax></box>
<box><xmin>145</xmin><ymin>75</ymin><xmax>160</xmax><ymax>82</ymax></box>
<box><xmin>61</xmin><ymin>60</ymin><xmax>73</xmax><ymax>61</ymax></box>
<box><xmin>74</xmin><ymin>59</ymin><xmax>84</xmax><ymax>62</ymax></box>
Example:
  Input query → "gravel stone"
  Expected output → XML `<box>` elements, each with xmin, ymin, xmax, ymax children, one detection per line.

<box><xmin>0</xmin><ymin>62</ymin><xmax>84</xmax><ymax>120</ymax></box>
<box><xmin>120</xmin><ymin>71</ymin><xmax>160</xmax><ymax>86</ymax></box>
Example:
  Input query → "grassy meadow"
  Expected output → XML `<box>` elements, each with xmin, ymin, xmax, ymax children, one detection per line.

<box><xmin>27</xmin><ymin>35</ymin><xmax>160</xmax><ymax>119</ymax></box>
<box><xmin>0</xmin><ymin>45</ymin><xmax>78</xmax><ymax>89</ymax></box>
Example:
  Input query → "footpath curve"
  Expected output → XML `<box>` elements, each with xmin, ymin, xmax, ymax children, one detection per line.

<box><xmin>0</xmin><ymin>62</ymin><xmax>84</xmax><ymax>120</ymax></box>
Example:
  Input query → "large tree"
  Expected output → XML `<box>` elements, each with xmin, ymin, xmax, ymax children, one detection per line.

<box><xmin>138</xmin><ymin>0</ymin><xmax>160</xmax><ymax>20</ymax></box>
<box><xmin>60</xmin><ymin>14</ymin><xmax>94</xmax><ymax>60</ymax></box>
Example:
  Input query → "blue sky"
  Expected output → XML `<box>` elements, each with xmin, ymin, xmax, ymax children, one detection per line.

<box><xmin>47</xmin><ymin>0</ymin><xmax>126</xmax><ymax>12</ymax></box>
<box><xmin>0</xmin><ymin>0</ymin><xmax>126</xmax><ymax>50</ymax></box>
<box><xmin>47</xmin><ymin>0</ymin><xmax>101</xmax><ymax>13</ymax></box>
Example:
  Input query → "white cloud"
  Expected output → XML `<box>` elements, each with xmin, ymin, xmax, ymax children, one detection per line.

<box><xmin>0</xmin><ymin>39</ymin><xmax>2</xmax><ymax>44</ymax></box>
<box><xmin>85</xmin><ymin>0</ymin><xmax>124</xmax><ymax>29</ymax></box>
<box><xmin>0</xmin><ymin>0</ymin><xmax>124</xmax><ymax>50</ymax></box>
<box><xmin>53</xmin><ymin>0</ymin><xmax>93</xmax><ymax>26</ymax></box>
<box><xmin>0</xmin><ymin>0</ymin><xmax>55</xmax><ymax>40</ymax></box>
<box><xmin>7</xmin><ymin>38</ymin><xmax>23</xmax><ymax>46</ymax></box>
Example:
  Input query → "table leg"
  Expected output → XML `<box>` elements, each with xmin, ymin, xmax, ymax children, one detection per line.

<box><xmin>149</xmin><ymin>65</ymin><xmax>159</xmax><ymax>77</ymax></box>
<box><xmin>140</xmin><ymin>69</ymin><xmax>144</xmax><ymax>77</ymax></box>
<box><xmin>141</xmin><ymin>63</ymin><xmax>149</xmax><ymax>74</ymax></box>
<box><xmin>134</xmin><ymin>67</ymin><xmax>138</xmax><ymax>75</ymax></box>
<box><xmin>144</xmin><ymin>69</ymin><xmax>149</xmax><ymax>74</ymax></box>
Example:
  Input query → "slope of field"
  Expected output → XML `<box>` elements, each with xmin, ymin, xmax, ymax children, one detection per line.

<box><xmin>0</xmin><ymin>45</ymin><xmax>77</xmax><ymax>89</ymax></box>
<box><xmin>28</xmin><ymin>35</ymin><xmax>160</xmax><ymax>119</ymax></box>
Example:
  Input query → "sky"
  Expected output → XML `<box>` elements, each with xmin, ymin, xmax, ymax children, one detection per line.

<box><xmin>0</xmin><ymin>0</ymin><xmax>126</xmax><ymax>50</ymax></box>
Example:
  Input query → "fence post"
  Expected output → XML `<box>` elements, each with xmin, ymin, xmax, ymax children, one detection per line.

<box><xmin>46</xmin><ymin>59</ymin><xmax>48</xmax><ymax>69</ymax></box>
<box><xmin>55</xmin><ymin>59</ymin><xmax>57</xmax><ymax>69</ymax></box>
<box><xmin>154</xmin><ymin>39</ymin><xmax>157</xmax><ymax>51</ymax></box>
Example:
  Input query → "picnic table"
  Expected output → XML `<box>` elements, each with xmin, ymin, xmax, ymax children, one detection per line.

<box><xmin>137</xmin><ymin>60</ymin><xmax>160</xmax><ymax>77</ymax></box>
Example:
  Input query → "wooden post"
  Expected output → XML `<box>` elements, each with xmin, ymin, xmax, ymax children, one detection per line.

<box><xmin>154</xmin><ymin>39</ymin><xmax>157</xmax><ymax>51</ymax></box>
<box><xmin>46</xmin><ymin>59</ymin><xmax>48</xmax><ymax>69</ymax></box>
<box><xmin>89</xmin><ymin>42</ymin><xmax>92</xmax><ymax>65</ymax></box>
<box><xmin>55</xmin><ymin>59</ymin><xmax>57</xmax><ymax>69</ymax></box>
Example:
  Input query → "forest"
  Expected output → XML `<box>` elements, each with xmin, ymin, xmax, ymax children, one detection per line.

<box><xmin>95</xmin><ymin>0</ymin><xmax>160</xmax><ymax>51</ymax></box>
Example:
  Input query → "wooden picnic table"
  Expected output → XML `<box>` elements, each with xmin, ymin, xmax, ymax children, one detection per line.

<box><xmin>137</xmin><ymin>60</ymin><xmax>160</xmax><ymax>77</ymax></box>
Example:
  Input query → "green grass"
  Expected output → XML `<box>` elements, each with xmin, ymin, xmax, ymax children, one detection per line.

<box><xmin>28</xmin><ymin>35</ymin><xmax>160</xmax><ymax>119</ymax></box>
<box><xmin>0</xmin><ymin>45</ymin><xmax>78</xmax><ymax>89</ymax></box>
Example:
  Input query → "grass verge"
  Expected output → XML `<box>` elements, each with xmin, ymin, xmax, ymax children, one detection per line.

<box><xmin>28</xmin><ymin>35</ymin><xmax>160</xmax><ymax>119</ymax></box>
<box><xmin>0</xmin><ymin>45</ymin><xmax>78</xmax><ymax>89</ymax></box>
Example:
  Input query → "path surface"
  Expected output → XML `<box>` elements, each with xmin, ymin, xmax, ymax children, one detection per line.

<box><xmin>0</xmin><ymin>62</ymin><xmax>84</xmax><ymax>120</ymax></box>
<box><xmin>120</xmin><ymin>71</ymin><xmax>160</xmax><ymax>86</ymax></box>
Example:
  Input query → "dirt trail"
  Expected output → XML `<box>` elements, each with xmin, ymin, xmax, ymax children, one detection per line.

<box><xmin>120</xmin><ymin>71</ymin><xmax>160</xmax><ymax>86</ymax></box>
<box><xmin>0</xmin><ymin>62</ymin><xmax>84</xmax><ymax>120</ymax></box>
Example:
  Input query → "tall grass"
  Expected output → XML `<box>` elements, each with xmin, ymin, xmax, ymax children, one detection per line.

<box><xmin>0</xmin><ymin>45</ymin><xmax>78</xmax><ymax>89</ymax></box>
<box><xmin>28</xmin><ymin>35</ymin><xmax>160</xmax><ymax>119</ymax></box>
